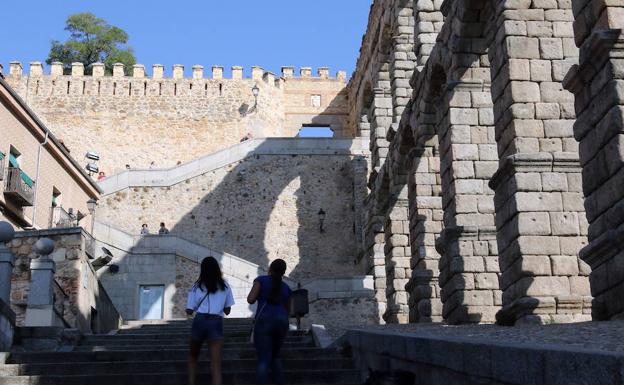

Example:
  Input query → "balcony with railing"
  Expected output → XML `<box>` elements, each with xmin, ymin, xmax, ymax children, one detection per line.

<box><xmin>4</xmin><ymin>167</ymin><xmax>34</xmax><ymax>206</ymax></box>
<box><xmin>49</xmin><ymin>206</ymin><xmax>75</xmax><ymax>228</ymax></box>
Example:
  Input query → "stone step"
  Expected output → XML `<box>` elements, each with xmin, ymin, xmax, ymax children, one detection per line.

<box><xmin>0</xmin><ymin>369</ymin><xmax>360</xmax><ymax>385</ymax></box>
<box><xmin>73</xmin><ymin>340</ymin><xmax>315</xmax><ymax>351</ymax></box>
<box><xmin>9</xmin><ymin>347</ymin><xmax>341</xmax><ymax>364</ymax></box>
<box><xmin>80</xmin><ymin>335</ymin><xmax>312</xmax><ymax>345</ymax></box>
<box><xmin>0</xmin><ymin>358</ymin><xmax>354</xmax><ymax>376</ymax></box>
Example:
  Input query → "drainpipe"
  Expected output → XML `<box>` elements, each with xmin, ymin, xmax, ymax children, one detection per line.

<box><xmin>31</xmin><ymin>131</ymin><xmax>49</xmax><ymax>228</ymax></box>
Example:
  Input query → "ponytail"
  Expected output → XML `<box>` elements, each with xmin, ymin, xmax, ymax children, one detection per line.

<box><xmin>268</xmin><ymin>259</ymin><xmax>287</xmax><ymax>304</ymax></box>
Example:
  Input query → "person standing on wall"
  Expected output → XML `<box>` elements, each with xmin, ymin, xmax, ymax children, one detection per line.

<box><xmin>186</xmin><ymin>257</ymin><xmax>235</xmax><ymax>385</ymax></box>
<box><xmin>247</xmin><ymin>259</ymin><xmax>291</xmax><ymax>385</ymax></box>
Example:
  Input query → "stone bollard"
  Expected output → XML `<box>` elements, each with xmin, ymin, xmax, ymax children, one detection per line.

<box><xmin>0</xmin><ymin>221</ymin><xmax>16</xmax><ymax>354</ymax></box>
<box><xmin>24</xmin><ymin>238</ymin><xmax>58</xmax><ymax>327</ymax></box>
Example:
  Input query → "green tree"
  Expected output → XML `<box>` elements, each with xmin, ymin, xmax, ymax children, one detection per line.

<box><xmin>46</xmin><ymin>13</ymin><xmax>136</xmax><ymax>75</ymax></box>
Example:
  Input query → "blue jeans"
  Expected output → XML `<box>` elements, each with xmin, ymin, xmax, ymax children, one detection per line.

<box><xmin>254</xmin><ymin>314</ymin><xmax>289</xmax><ymax>385</ymax></box>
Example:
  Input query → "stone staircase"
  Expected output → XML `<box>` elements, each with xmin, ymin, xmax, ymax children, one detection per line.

<box><xmin>0</xmin><ymin>318</ymin><xmax>360</xmax><ymax>384</ymax></box>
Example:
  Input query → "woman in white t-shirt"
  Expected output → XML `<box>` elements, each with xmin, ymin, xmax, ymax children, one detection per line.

<box><xmin>186</xmin><ymin>256</ymin><xmax>235</xmax><ymax>385</ymax></box>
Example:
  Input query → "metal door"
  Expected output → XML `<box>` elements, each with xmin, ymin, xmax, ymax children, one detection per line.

<box><xmin>139</xmin><ymin>285</ymin><xmax>164</xmax><ymax>320</ymax></box>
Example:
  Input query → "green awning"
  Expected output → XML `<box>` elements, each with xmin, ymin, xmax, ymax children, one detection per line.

<box><xmin>20</xmin><ymin>170</ymin><xmax>34</xmax><ymax>188</ymax></box>
<box><xmin>0</xmin><ymin>152</ymin><xmax>5</xmax><ymax>160</ymax></box>
<box><xmin>8</xmin><ymin>153</ymin><xmax>18</xmax><ymax>168</ymax></box>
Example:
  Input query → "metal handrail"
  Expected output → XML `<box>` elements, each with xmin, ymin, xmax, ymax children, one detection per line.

<box><xmin>4</xmin><ymin>167</ymin><xmax>34</xmax><ymax>206</ymax></box>
<box><xmin>49</xmin><ymin>206</ymin><xmax>74</xmax><ymax>228</ymax></box>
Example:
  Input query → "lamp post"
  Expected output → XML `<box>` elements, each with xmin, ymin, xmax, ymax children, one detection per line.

<box><xmin>248</xmin><ymin>84</ymin><xmax>260</xmax><ymax>114</ymax></box>
<box><xmin>318</xmin><ymin>209</ymin><xmax>326</xmax><ymax>233</ymax></box>
<box><xmin>0</xmin><ymin>222</ymin><xmax>16</xmax><ymax>304</ymax></box>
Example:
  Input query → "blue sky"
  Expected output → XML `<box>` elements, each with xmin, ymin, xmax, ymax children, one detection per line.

<box><xmin>0</xmin><ymin>1</ymin><xmax>371</xmax><ymax>79</ymax></box>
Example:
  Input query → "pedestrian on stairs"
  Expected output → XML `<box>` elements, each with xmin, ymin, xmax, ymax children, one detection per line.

<box><xmin>247</xmin><ymin>259</ymin><xmax>292</xmax><ymax>385</ymax></box>
<box><xmin>186</xmin><ymin>256</ymin><xmax>235</xmax><ymax>385</ymax></box>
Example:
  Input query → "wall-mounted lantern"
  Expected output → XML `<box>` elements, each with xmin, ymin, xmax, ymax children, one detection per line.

<box><xmin>318</xmin><ymin>209</ymin><xmax>326</xmax><ymax>233</ymax></box>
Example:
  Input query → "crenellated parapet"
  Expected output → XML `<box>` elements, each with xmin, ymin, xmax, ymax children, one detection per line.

<box><xmin>8</xmin><ymin>61</ymin><xmax>346</xmax><ymax>82</ymax></box>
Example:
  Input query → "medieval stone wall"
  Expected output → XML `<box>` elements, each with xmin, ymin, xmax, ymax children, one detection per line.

<box><xmin>4</xmin><ymin>62</ymin><xmax>348</xmax><ymax>174</ymax></box>
<box><xmin>97</xmin><ymin>152</ymin><xmax>365</xmax><ymax>279</ymax></box>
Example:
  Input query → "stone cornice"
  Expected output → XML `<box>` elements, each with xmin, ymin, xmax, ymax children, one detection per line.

<box><xmin>579</xmin><ymin>221</ymin><xmax>624</xmax><ymax>269</ymax></box>
<box><xmin>435</xmin><ymin>225</ymin><xmax>497</xmax><ymax>254</ymax></box>
<box><xmin>489</xmin><ymin>152</ymin><xmax>581</xmax><ymax>191</ymax></box>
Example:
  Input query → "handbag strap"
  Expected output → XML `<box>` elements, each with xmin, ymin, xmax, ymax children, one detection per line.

<box><xmin>193</xmin><ymin>290</ymin><xmax>210</xmax><ymax>312</ymax></box>
<box><xmin>255</xmin><ymin>302</ymin><xmax>267</xmax><ymax>320</ymax></box>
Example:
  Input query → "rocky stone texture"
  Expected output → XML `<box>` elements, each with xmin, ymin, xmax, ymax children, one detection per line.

<box><xmin>98</xmin><ymin>154</ymin><xmax>362</xmax><ymax>279</ymax></box>
<box><xmin>6</xmin><ymin>228</ymin><xmax>121</xmax><ymax>333</ymax></box>
<box><xmin>564</xmin><ymin>0</ymin><xmax>624</xmax><ymax>320</ymax></box>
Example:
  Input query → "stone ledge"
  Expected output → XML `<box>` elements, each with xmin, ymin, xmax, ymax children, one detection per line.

<box><xmin>579</xmin><ymin>220</ymin><xmax>624</xmax><ymax>269</ymax></box>
<box><xmin>339</xmin><ymin>321</ymin><xmax>624</xmax><ymax>385</ymax></box>
<box><xmin>99</xmin><ymin>137</ymin><xmax>368</xmax><ymax>195</ymax></box>
<box><xmin>489</xmin><ymin>152</ymin><xmax>581</xmax><ymax>191</ymax></box>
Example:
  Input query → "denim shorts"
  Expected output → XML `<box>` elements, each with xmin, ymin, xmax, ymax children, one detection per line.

<box><xmin>191</xmin><ymin>313</ymin><xmax>223</xmax><ymax>342</ymax></box>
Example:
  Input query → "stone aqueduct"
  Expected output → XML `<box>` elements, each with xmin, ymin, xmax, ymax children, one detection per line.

<box><xmin>349</xmin><ymin>0</ymin><xmax>624</xmax><ymax>326</ymax></box>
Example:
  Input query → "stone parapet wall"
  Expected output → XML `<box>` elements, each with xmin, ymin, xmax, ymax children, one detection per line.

<box><xmin>7</xmin><ymin>228</ymin><xmax>122</xmax><ymax>333</ymax></box>
<box><xmin>4</xmin><ymin>62</ymin><xmax>349</xmax><ymax>173</ymax></box>
<box><xmin>340</xmin><ymin>321</ymin><xmax>624</xmax><ymax>385</ymax></box>
<box><xmin>98</xmin><ymin>146</ymin><xmax>366</xmax><ymax>279</ymax></box>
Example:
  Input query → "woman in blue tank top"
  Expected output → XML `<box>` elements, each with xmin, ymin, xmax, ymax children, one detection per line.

<box><xmin>247</xmin><ymin>259</ymin><xmax>291</xmax><ymax>385</ymax></box>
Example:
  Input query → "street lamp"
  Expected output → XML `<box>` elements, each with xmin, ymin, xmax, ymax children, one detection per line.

<box><xmin>249</xmin><ymin>84</ymin><xmax>260</xmax><ymax>114</ymax></box>
<box><xmin>318</xmin><ymin>209</ymin><xmax>326</xmax><ymax>233</ymax></box>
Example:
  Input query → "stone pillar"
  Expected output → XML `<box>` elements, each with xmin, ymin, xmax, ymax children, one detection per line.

<box><xmin>9</xmin><ymin>61</ymin><xmax>22</xmax><ymax>77</ymax></box>
<box><xmin>251</xmin><ymin>66</ymin><xmax>263</xmax><ymax>81</ymax></box>
<box><xmin>24</xmin><ymin>238</ymin><xmax>59</xmax><ymax>327</ymax></box>
<box><xmin>133</xmin><ymin>64</ymin><xmax>145</xmax><ymax>78</ymax></box>
<box><xmin>405</xmin><ymin>144</ymin><xmax>444</xmax><ymax>322</ymax></box>
<box><xmin>563</xmin><ymin>0</ymin><xmax>624</xmax><ymax>320</ymax></box>
<box><xmin>29</xmin><ymin>62</ymin><xmax>43</xmax><ymax>77</ymax></box>
<box><xmin>383</xmin><ymin>194</ymin><xmax>411</xmax><ymax>323</ymax></box>
<box><xmin>281</xmin><ymin>66</ymin><xmax>294</xmax><ymax>78</ymax></box>
<box><xmin>172</xmin><ymin>64</ymin><xmax>184</xmax><ymax>79</ymax></box>
<box><xmin>50</xmin><ymin>62</ymin><xmax>63</xmax><ymax>77</ymax></box>
<box><xmin>364</xmin><ymin>212</ymin><xmax>387</xmax><ymax>323</ymax></box>
<box><xmin>300</xmin><ymin>67</ymin><xmax>312</xmax><ymax>78</ymax></box>
<box><xmin>152</xmin><ymin>64</ymin><xmax>164</xmax><ymax>79</ymax></box>
<box><xmin>371</xmin><ymin>88</ymin><xmax>392</xmax><ymax>171</ymax></box>
<box><xmin>71</xmin><ymin>62</ymin><xmax>84</xmax><ymax>77</ymax></box>
<box><xmin>92</xmin><ymin>62</ymin><xmax>105</xmax><ymax>77</ymax></box>
<box><xmin>489</xmin><ymin>0</ymin><xmax>590</xmax><ymax>324</ymax></box>
<box><xmin>192</xmin><ymin>65</ymin><xmax>204</xmax><ymax>79</ymax></box>
<box><xmin>435</xmin><ymin>80</ymin><xmax>500</xmax><ymax>324</ymax></box>
<box><xmin>232</xmin><ymin>66</ymin><xmax>243</xmax><ymax>80</ymax></box>
<box><xmin>212</xmin><ymin>66</ymin><xmax>223</xmax><ymax>79</ymax></box>
<box><xmin>112</xmin><ymin>63</ymin><xmax>125</xmax><ymax>77</ymax></box>
<box><xmin>318</xmin><ymin>67</ymin><xmax>329</xmax><ymax>79</ymax></box>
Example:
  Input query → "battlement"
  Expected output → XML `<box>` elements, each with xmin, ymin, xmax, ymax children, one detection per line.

<box><xmin>6</xmin><ymin>61</ymin><xmax>347</xmax><ymax>83</ymax></box>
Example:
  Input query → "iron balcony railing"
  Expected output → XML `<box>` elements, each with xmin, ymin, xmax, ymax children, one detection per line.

<box><xmin>0</xmin><ymin>157</ymin><xmax>5</xmax><ymax>181</ymax></box>
<box><xmin>4</xmin><ymin>167</ymin><xmax>34</xmax><ymax>206</ymax></box>
<box><xmin>49</xmin><ymin>206</ymin><xmax>75</xmax><ymax>228</ymax></box>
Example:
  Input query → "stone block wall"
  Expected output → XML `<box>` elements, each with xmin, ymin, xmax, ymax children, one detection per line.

<box><xmin>7</xmin><ymin>228</ymin><xmax>122</xmax><ymax>333</ymax></box>
<box><xmin>98</xmin><ymin>152</ymin><xmax>364</xmax><ymax>279</ymax></box>
<box><xmin>564</xmin><ymin>0</ymin><xmax>624</xmax><ymax>320</ymax></box>
<box><xmin>4</xmin><ymin>63</ymin><xmax>349</xmax><ymax>174</ymax></box>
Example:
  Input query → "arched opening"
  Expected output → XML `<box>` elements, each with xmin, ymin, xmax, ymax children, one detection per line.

<box><xmin>297</xmin><ymin>125</ymin><xmax>334</xmax><ymax>138</ymax></box>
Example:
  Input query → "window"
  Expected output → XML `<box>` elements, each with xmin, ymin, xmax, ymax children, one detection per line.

<box><xmin>297</xmin><ymin>126</ymin><xmax>334</xmax><ymax>138</ymax></box>
<box><xmin>9</xmin><ymin>146</ymin><xmax>33</xmax><ymax>188</ymax></box>
<box><xmin>52</xmin><ymin>188</ymin><xmax>61</xmax><ymax>207</ymax></box>
<box><xmin>311</xmin><ymin>94</ymin><xmax>321</xmax><ymax>107</ymax></box>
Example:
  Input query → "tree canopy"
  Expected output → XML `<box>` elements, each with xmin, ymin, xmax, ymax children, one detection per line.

<box><xmin>46</xmin><ymin>13</ymin><xmax>136</xmax><ymax>75</ymax></box>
